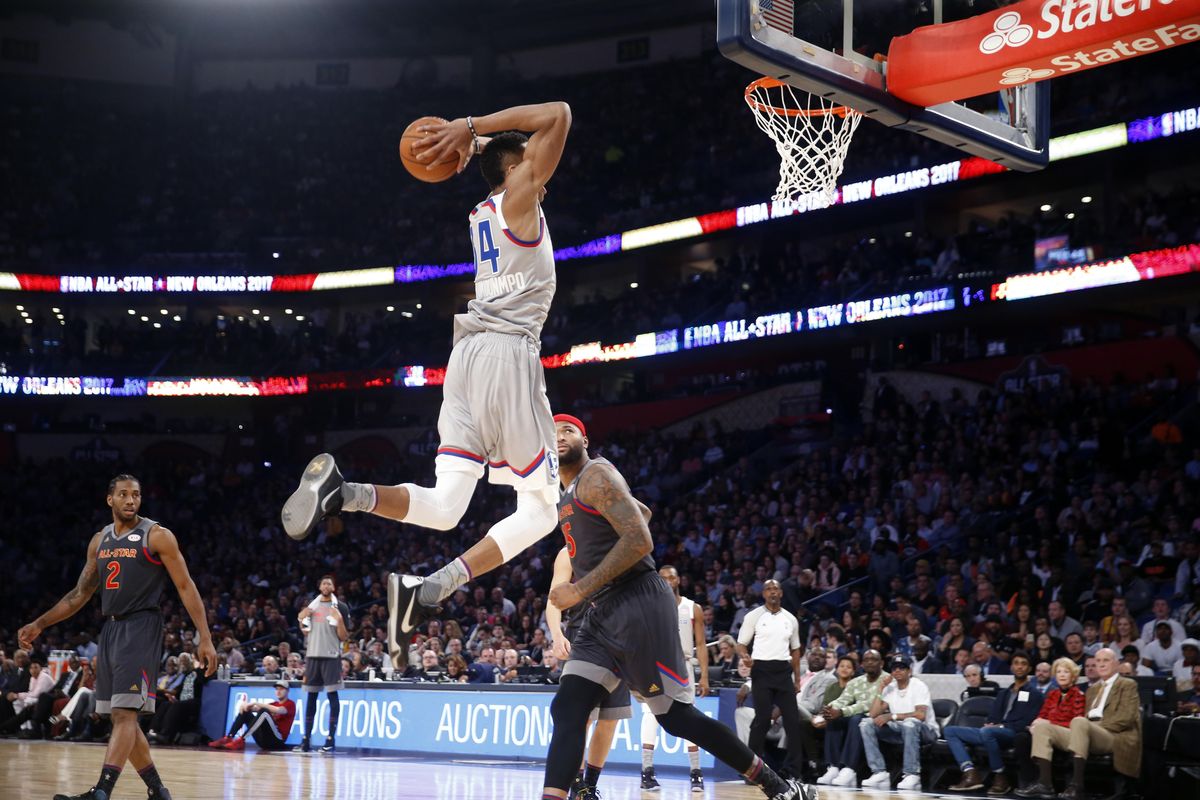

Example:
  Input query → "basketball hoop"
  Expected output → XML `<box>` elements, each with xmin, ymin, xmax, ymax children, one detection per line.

<box><xmin>744</xmin><ymin>77</ymin><xmax>862</xmax><ymax>204</ymax></box>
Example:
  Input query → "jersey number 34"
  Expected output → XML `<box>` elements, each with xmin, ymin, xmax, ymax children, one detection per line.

<box><xmin>475</xmin><ymin>220</ymin><xmax>500</xmax><ymax>274</ymax></box>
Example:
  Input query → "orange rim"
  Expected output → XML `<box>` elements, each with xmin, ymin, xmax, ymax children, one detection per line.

<box><xmin>744</xmin><ymin>77</ymin><xmax>856</xmax><ymax>118</ymax></box>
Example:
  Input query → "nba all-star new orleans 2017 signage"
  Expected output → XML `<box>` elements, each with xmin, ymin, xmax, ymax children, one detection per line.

<box><xmin>888</xmin><ymin>0</ymin><xmax>1200</xmax><ymax>107</ymax></box>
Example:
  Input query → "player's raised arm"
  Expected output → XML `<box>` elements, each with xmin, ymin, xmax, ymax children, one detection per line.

<box><xmin>150</xmin><ymin>525</ymin><xmax>218</xmax><ymax>676</ymax></box>
<box><xmin>18</xmin><ymin>532</ymin><xmax>103</xmax><ymax>649</ymax></box>
<box><xmin>551</xmin><ymin>463</ymin><xmax>652</xmax><ymax>607</ymax></box>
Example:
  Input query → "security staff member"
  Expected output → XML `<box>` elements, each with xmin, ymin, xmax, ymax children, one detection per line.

<box><xmin>737</xmin><ymin>579</ymin><xmax>805</xmax><ymax>778</ymax></box>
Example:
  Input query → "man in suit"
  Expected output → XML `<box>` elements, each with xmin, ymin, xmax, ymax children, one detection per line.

<box><xmin>0</xmin><ymin>650</ymin><xmax>31</xmax><ymax>728</ymax></box>
<box><xmin>911</xmin><ymin>639</ymin><xmax>944</xmax><ymax>675</ymax></box>
<box><xmin>1019</xmin><ymin>648</ymin><xmax>1141</xmax><ymax>800</ymax></box>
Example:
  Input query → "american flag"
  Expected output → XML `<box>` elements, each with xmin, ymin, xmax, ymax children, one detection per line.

<box><xmin>760</xmin><ymin>0</ymin><xmax>794</xmax><ymax>35</ymax></box>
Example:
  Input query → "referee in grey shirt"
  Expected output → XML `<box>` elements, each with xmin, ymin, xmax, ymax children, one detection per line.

<box><xmin>737</xmin><ymin>580</ymin><xmax>804</xmax><ymax>779</ymax></box>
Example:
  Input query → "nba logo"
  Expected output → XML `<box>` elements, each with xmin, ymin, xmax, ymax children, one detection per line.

<box><xmin>546</xmin><ymin>448</ymin><xmax>560</xmax><ymax>483</ymax></box>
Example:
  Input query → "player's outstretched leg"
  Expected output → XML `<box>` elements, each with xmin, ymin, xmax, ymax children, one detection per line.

<box><xmin>655</xmin><ymin>700</ymin><xmax>814</xmax><ymax>800</ymax></box>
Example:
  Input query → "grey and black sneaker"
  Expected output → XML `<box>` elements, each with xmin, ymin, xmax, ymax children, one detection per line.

<box><xmin>53</xmin><ymin>790</ymin><xmax>108</xmax><ymax>800</ymax></box>
<box><xmin>293</xmin><ymin>736</ymin><xmax>310</xmax><ymax>753</ymax></box>
<box><xmin>319</xmin><ymin>736</ymin><xmax>335</xmax><ymax>754</ymax></box>
<box><xmin>640</xmin><ymin>768</ymin><xmax>661</xmax><ymax>791</ymax></box>
<box><xmin>575</xmin><ymin>786</ymin><xmax>603</xmax><ymax>800</ymax></box>
<box><xmin>768</xmin><ymin>779</ymin><xmax>815</xmax><ymax>800</ymax></box>
<box><xmin>690</xmin><ymin>769</ymin><xmax>704</xmax><ymax>792</ymax></box>
<box><xmin>387</xmin><ymin>573</ymin><xmax>441</xmax><ymax>670</ymax></box>
<box><xmin>281</xmin><ymin>453</ymin><xmax>344</xmax><ymax>541</ymax></box>
<box><xmin>147</xmin><ymin>788</ymin><xmax>173</xmax><ymax>800</ymax></box>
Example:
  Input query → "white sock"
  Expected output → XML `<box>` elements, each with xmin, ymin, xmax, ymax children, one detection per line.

<box><xmin>642</xmin><ymin>746</ymin><xmax>654</xmax><ymax>771</ymax></box>
<box><xmin>688</xmin><ymin>747</ymin><xmax>700</xmax><ymax>772</ymax></box>
<box><xmin>342</xmin><ymin>482</ymin><xmax>377</xmax><ymax>513</ymax></box>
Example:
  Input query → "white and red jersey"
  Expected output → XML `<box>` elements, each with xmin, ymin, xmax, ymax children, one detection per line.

<box><xmin>453</xmin><ymin>190</ymin><xmax>556</xmax><ymax>345</ymax></box>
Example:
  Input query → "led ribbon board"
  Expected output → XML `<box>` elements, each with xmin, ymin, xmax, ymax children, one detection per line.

<box><xmin>0</xmin><ymin>105</ymin><xmax>1196</xmax><ymax>295</ymax></box>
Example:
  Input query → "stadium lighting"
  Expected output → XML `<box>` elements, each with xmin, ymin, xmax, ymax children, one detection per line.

<box><xmin>15</xmin><ymin>305</ymin><xmax>24</xmax><ymax>311</ymax></box>
<box><xmin>128</xmin><ymin>309</ymin><xmax>136</xmax><ymax>315</ymax></box>
<box><xmin>1040</xmin><ymin>204</ymin><xmax>1052</xmax><ymax>212</ymax></box>
<box><xmin>272</xmin><ymin>252</ymin><xmax>280</xmax><ymax>259</ymax></box>
<box><xmin>252</xmin><ymin>309</ymin><xmax>260</xmax><ymax>315</ymax></box>
<box><xmin>24</xmin><ymin>318</ymin><xmax>31</xmax><ymax>325</ymax></box>
<box><xmin>160</xmin><ymin>308</ymin><xmax>168</xmax><ymax>315</ymax></box>
<box><xmin>51</xmin><ymin>307</ymin><xmax>60</xmax><ymax>313</ymax></box>
<box><xmin>416</xmin><ymin>303</ymin><xmax>422</xmax><ymax>309</ymax></box>
<box><xmin>262</xmin><ymin>315</ymin><xmax>270</xmax><ymax>321</ymax></box>
<box><xmin>173</xmin><ymin>315</ymin><xmax>182</xmax><ymax>322</ymax></box>
<box><xmin>630</xmin><ymin>282</ymin><xmax>639</xmax><ymax>288</ymax></box>
<box><xmin>295</xmin><ymin>315</ymin><xmax>306</xmax><ymax>321</ymax></box>
<box><xmin>401</xmin><ymin>311</ymin><xmax>413</xmax><ymax>318</ymax></box>
<box><xmin>1081</xmin><ymin>196</ymin><xmax>1093</xmax><ymax>203</ymax></box>
<box><xmin>19</xmin><ymin>311</ymin><xmax>28</xmax><ymax>318</ymax></box>
<box><xmin>140</xmin><ymin>315</ymin><xmax>149</xmax><ymax>322</ymax></box>
<box><xmin>869</xmin><ymin>237</ymin><xmax>877</xmax><ymax>244</ymax></box>
<box><xmin>237</xmin><ymin>315</ymin><xmax>245</xmax><ymax>321</ymax></box>
<box><xmin>285</xmin><ymin>308</ymin><xmax>293</xmax><ymax>315</ymax></box>
<box><xmin>386</xmin><ymin>305</ymin><xmax>395</xmax><ymax>312</ymax></box>
<box><xmin>153</xmin><ymin>322</ymin><xmax>162</xmax><ymax>329</ymax></box>
<box><xmin>1066</xmin><ymin>212</ymin><xmax>1076</xmax><ymax>220</ymax></box>
<box><xmin>904</xmin><ymin>231</ymin><xmax>912</xmax><ymax>238</ymax></box>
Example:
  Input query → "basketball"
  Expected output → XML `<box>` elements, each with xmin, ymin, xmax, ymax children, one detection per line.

<box><xmin>399</xmin><ymin>116</ymin><xmax>458</xmax><ymax>183</ymax></box>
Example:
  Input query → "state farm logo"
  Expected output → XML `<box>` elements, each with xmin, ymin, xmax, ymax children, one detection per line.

<box><xmin>980</xmin><ymin>11</ymin><xmax>1034</xmax><ymax>54</ymax></box>
<box><xmin>1000</xmin><ymin>66</ymin><xmax>1056</xmax><ymax>85</ymax></box>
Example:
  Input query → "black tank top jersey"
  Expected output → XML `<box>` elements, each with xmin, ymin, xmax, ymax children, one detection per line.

<box><xmin>95</xmin><ymin>516</ymin><xmax>168</xmax><ymax>617</ymax></box>
<box><xmin>557</xmin><ymin>457</ymin><xmax>655</xmax><ymax>585</ymax></box>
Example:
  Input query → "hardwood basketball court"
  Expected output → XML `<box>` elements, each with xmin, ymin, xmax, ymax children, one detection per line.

<box><xmin>0</xmin><ymin>740</ymin><xmax>935</xmax><ymax>799</ymax></box>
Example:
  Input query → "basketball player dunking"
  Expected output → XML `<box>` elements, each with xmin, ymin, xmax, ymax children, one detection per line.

<box><xmin>281</xmin><ymin>102</ymin><xmax>572</xmax><ymax>668</ymax></box>
<box><xmin>541</xmin><ymin>415</ymin><xmax>810</xmax><ymax>800</ymax></box>
<box><xmin>18</xmin><ymin>474</ymin><xmax>217</xmax><ymax>800</ymax></box>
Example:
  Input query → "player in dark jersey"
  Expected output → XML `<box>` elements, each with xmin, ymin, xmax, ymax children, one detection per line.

<box><xmin>18</xmin><ymin>474</ymin><xmax>217</xmax><ymax>800</ymax></box>
<box><xmin>541</xmin><ymin>414</ymin><xmax>811</xmax><ymax>800</ymax></box>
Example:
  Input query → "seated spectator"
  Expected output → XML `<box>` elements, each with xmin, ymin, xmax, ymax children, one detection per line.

<box><xmin>1063</xmin><ymin>633</ymin><xmax>1088</xmax><ymax>667</ymax></box>
<box><xmin>946</xmin><ymin>651</ymin><xmax>1044</xmax><ymax>794</ymax></box>
<box><xmin>208</xmin><ymin>681</ymin><xmax>296</xmax><ymax>751</ymax></box>
<box><xmin>1118</xmin><ymin>645</ymin><xmax>1153</xmax><ymax>677</ymax></box>
<box><xmin>733</xmin><ymin>659</ymin><xmax>757</xmax><ymax>745</ymax></box>
<box><xmin>1142</xmin><ymin>621</ymin><xmax>1183</xmax><ymax>674</ymax></box>
<box><xmin>0</xmin><ymin>659</ymin><xmax>56</xmax><ymax>738</ymax></box>
<box><xmin>1081</xmin><ymin>655</ymin><xmax>1101</xmax><ymax>689</ymax></box>
<box><xmin>498</xmin><ymin>649</ymin><xmax>523</xmax><ymax>683</ymax></box>
<box><xmin>151</xmin><ymin>653</ymin><xmax>206</xmax><ymax>744</ymax></box>
<box><xmin>1032</xmin><ymin>633</ymin><xmax>1064</xmax><ymax>665</ymax></box>
<box><xmin>1174</xmin><ymin>638</ymin><xmax>1200</xmax><ymax>690</ymax></box>
<box><xmin>403</xmin><ymin>650</ymin><xmax>445</xmax><ymax>682</ymax></box>
<box><xmin>911</xmin><ymin>638</ymin><xmax>945</xmax><ymax>675</ymax></box>
<box><xmin>1141</xmin><ymin>599</ymin><xmax>1186</xmax><ymax>644</ymax></box>
<box><xmin>714</xmin><ymin>635</ymin><xmax>740</xmax><ymax>675</ymax></box>
<box><xmin>816</xmin><ymin>649</ymin><xmax>885</xmax><ymax>787</ymax></box>
<box><xmin>145</xmin><ymin>657</ymin><xmax>184</xmax><ymax>739</ymax></box>
<box><xmin>54</xmin><ymin>662</ymin><xmax>97</xmax><ymax>741</ymax></box>
<box><xmin>788</xmin><ymin>646</ymin><xmax>834</xmax><ymax>774</ymax></box>
<box><xmin>858</xmin><ymin>654</ymin><xmax>939</xmax><ymax>791</ymax></box>
<box><xmin>974</xmin><ymin>641</ymin><xmax>1011</xmax><ymax>677</ymax></box>
<box><xmin>960</xmin><ymin>665</ymin><xmax>1001</xmax><ymax>701</ymax></box>
<box><xmin>1016</xmin><ymin>649</ymin><xmax>1141</xmax><ymax>800</ymax></box>
<box><xmin>1032</xmin><ymin>661</ymin><xmax>1055</xmax><ymax>694</ymax></box>
<box><xmin>466</xmin><ymin>647</ymin><xmax>501</xmax><ymax>684</ymax></box>
<box><xmin>283</xmin><ymin>653</ymin><xmax>305</xmax><ymax>681</ymax></box>
<box><xmin>936</xmin><ymin>617</ymin><xmax>974</xmax><ymax>664</ymax></box>
<box><xmin>1014</xmin><ymin>657</ymin><xmax>1087</xmax><ymax>791</ymax></box>
<box><xmin>445</xmin><ymin>655</ymin><xmax>469</xmax><ymax>683</ymax></box>
<box><xmin>220</xmin><ymin>637</ymin><xmax>245</xmax><ymax>673</ymax></box>
<box><xmin>1141</xmin><ymin>663</ymin><xmax>1200</xmax><ymax>792</ymax></box>
<box><xmin>896</xmin><ymin>615</ymin><xmax>932</xmax><ymax>660</ymax></box>
<box><xmin>258</xmin><ymin>655</ymin><xmax>282</xmax><ymax>680</ymax></box>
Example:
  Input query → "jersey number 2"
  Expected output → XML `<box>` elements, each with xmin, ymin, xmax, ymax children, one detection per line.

<box><xmin>476</xmin><ymin>220</ymin><xmax>500</xmax><ymax>274</ymax></box>
<box><xmin>105</xmin><ymin>561</ymin><xmax>121</xmax><ymax>590</ymax></box>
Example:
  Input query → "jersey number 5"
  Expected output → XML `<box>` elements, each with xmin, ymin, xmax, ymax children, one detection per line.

<box><xmin>475</xmin><ymin>219</ymin><xmax>500</xmax><ymax>274</ymax></box>
<box><xmin>562</xmin><ymin>522</ymin><xmax>576</xmax><ymax>558</ymax></box>
<box><xmin>105</xmin><ymin>561</ymin><xmax>121</xmax><ymax>590</ymax></box>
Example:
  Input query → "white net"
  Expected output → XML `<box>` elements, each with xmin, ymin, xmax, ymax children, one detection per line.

<box><xmin>745</xmin><ymin>78</ymin><xmax>863</xmax><ymax>205</ymax></box>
